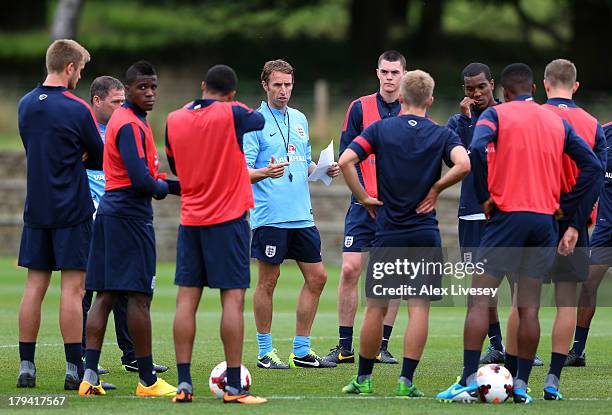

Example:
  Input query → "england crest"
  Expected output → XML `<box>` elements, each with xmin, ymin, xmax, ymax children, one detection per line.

<box><xmin>344</xmin><ymin>236</ymin><xmax>354</xmax><ymax>248</ymax></box>
<box><xmin>296</xmin><ymin>125</ymin><xmax>306</xmax><ymax>138</ymax></box>
<box><xmin>265</xmin><ymin>245</ymin><xmax>277</xmax><ymax>258</ymax></box>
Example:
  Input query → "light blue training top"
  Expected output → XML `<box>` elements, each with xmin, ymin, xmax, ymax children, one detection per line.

<box><xmin>243</xmin><ymin>101</ymin><xmax>314</xmax><ymax>230</ymax></box>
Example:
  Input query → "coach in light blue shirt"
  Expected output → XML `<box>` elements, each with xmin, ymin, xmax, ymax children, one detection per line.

<box><xmin>243</xmin><ymin>59</ymin><xmax>339</xmax><ymax>370</ymax></box>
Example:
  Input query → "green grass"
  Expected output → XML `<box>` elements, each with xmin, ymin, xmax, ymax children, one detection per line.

<box><xmin>0</xmin><ymin>257</ymin><xmax>610</xmax><ymax>414</ymax></box>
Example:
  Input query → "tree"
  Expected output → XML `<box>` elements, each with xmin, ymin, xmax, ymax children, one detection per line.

<box><xmin>0</xmin><ymin>1</ymin><xmax>47</xmax><ymax>31</ymax></box>
<box><xmin>349</xmin><ymin>0</ymin><xmax>410</xmax><ymax>64</ymax></box>
<box><xmin>414</xmin><ymin>0</ymin><xmax>446</xmax><ymax>57</ymax></box>
<box><xmin>51</xmin><ymin>0</ymin><xmax>84</xmax><ymax>40</ymax></box>
<box><xmin>570</xmin><ymin>0</ymin><xmax>612</xmax><ymax>89</ymax></box>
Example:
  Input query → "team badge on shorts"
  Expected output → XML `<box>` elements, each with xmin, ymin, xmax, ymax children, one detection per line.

<box><xmin>463</xmin><ymin>251</ymin><xmax>473</xmax><ymax>264</ymax></box>
<box><xmin>265</xmin><ymin>245</ymin><xmax>277</xmax><ymax>258</ymax></box>
<box><xmin>344</xmin><ymin>236</ymin><xmax>354</xmax><ymax>248</ymax></box>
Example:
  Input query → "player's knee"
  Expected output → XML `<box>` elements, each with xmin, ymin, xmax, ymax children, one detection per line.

<box><xmin>341</xmin><ymin>261</ymin><xmax>361</xmax><ymax>284</ymax></box>
<box><xmin>307</xmin><ymin>270</ymin><xmax>327</xmax><ymax>292</ymax></box>
<box><xmin>517</xmin><ymin>306</ymin><xmax>539</xmax><ymax>320</ymax></box>
<box><xmin>257</xmin><ymin>275</ymin><xmax>279</xmax><ymax>295</ymax></box>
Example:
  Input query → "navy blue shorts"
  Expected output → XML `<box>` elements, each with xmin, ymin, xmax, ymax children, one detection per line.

<box><xmin>368</xmin><ymin>229</ymin><xmax>443</xmax><ymax>301</ymax></box>
<box><xmin>458</xmin><ymin>219</ymin><xmax>485</xmax><ymax>263</ymax></box>
<box><xmin>477</xmin><ymin>211</ymin><xmax>558</xmax><ymax>279</ymax></box>
<box><xmin>18</xmin><ymin>220</ymin><xmax>92</xmax><ymax>271</ymax></box>
<box><xmin>175</xmin><ymin>215</ymin><xmax>250</xmax><ymax>289</ymax></box>
<box><xmin>251</xmin><ymin>226</ymin><xmax>322</xmax><ymax>264</ymax></box>
<box><xmin>86</xmin><ymin>215</ymin><xmax>156</xmax><ymax>295</ymax></box>
<box><xmin>548</xmin><ymin>221</ymin><xmax>590</xmax><ymax>282</ymax></box>
<box><xmin>590</xmin><ymin>225</ymin><xmax>612</xmax><ymax>265</ymax></box>
<box><xmin>343</xmin><ymin>202</ymin><xmax>376</xmax><ymax>252</ymax></box>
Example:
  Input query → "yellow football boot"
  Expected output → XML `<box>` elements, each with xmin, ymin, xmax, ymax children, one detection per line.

<box><xmin>79</xmin><ymin>380</ymin><xmax>106</xmax><ymax>396</ymax></box>
<box><xmin>135</xmin><ymin>377</ymin><xmax>176</xmax><ymax>397</ymax></box>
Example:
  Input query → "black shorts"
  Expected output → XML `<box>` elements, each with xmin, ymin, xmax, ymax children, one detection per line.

<box><xmin>547</xmin><ymin>220</ymin><xmax>590</xmax><ymax>283</ymax></box>
<box><xmin>477</xmin><ymin>211</ymin><xmax>558</xmax><ymax>280</ymax></box>
<box><xmin>251</xmin><ymin>226</ymin><xmax>322</xmax><ymax>264</ymax></box>
<box><xmin>343</xmin><ymin>203</ymin><xmax>376</xmax><ymax>252</ymax></box>
<box><xmin>86</xmin><ymin>215</ymin><xmax>156</xmax><ymax>295</ymax></box>
<box><xmin>18</xmin><ymin>220</ymin><xmax>92</xmax><ymax>271</ymax></box>
<box><xmin>175</xmin><ymin>215</ymin><xmax>250</xmax><ymax>289</ymax></box>
<box><xmin>458</xmin><ymin>218</ymin><xmax>485</xmax><ymax>263</ymax></box>
<box><xmin>366</xmin><ymin>229</ymin><xmax>443</xmax><ymax>301</ymax></box>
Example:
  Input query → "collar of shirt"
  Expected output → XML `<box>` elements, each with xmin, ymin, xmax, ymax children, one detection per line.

<box><xmin>261</xmin><ymin>101</ymin><xmax>289</xmax><ymax>119</ymax></box>
<box><xmin>123</xmin><ymin>100</ymin><xmax>147</xmax><ymax>122</ymax></box>
<box><xmin>190</xmin><ymin>98</ymin><xmax>218</xmax><ymax>110</ymax></box>
<box><xmin>376</xmin><ymin>91</ymin><xmax>400</xmax><ymax>112</ymax></box>
<box><xmin>38</xmin><ymin>84</ymin><xmax>67</xmax><ymax>92</ymax></box>
<box><xmin>546</xmin><ymin>97</ymin><xmax>577</xmax><ymax>108</ymax></box>
<box><xmin>512</xmin><ymin>95</ymin><xmax>534</xmax><ymax>102</ymax></box>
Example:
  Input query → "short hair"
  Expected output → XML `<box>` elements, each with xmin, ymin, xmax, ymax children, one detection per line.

<box><xmin>261</xmin><ymin>59</ymin><xmax>294</xmax><ymax>84</ymax></box>
<box><xmin>400</xmin><ymin>70</ymin><xmax>435</xmax><ymax>107</ymax></box>
<box><xmin>90</xmin><ymin>76</ymin><xmax>124</xmax><ymax>103</ymax></box>
<box><xmin>125</xmin><ymin>60</ymin><xmax>157</xmax><ymax>85</ymax></box>
<box><xmin>462</xmin><ymin>62</ymin><xmax>492</xmax><ymax>81</ymax></box>
<box><xmin>500</xmin><ymin>63</ymin><xmax>533</xmax><ymax>93</ymax></box>
<box><xmin>544</xmin><ymin>58</ymin><xmax>577</xmax><ymax>88</ymax></box>
<box><xmin>45</xmin><ymin>39</ymin><xmax>90</xmax><ymax>74</ymax></box>
<box><xmin>378</xmin><ymin>50</ymin><xmax>406</xmax><ymax>70</ymax></box>
<box><xmin>205</xmin><ymin>64</ymin><xmax>238</xmax><ymax>94</ymax></box>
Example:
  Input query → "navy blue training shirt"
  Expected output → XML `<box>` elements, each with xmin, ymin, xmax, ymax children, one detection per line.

<box><xmin>596</xmin><ymin>123</ymin><xmax>612</xmax><ymax>227</ymax></box>
<box><xmin>18</xmin><ymin>85</ymin><xmax>104</xmax><ymax>228</ymax></box>
<box><xmin>447</xmin><ymin>101</ymin><xmax>499</xmax><ymax>217</ymax></box>
<box><xmin>348</xmin><ymin>114</ymin><xmax>463</xmax><ymax>235</ymax></box>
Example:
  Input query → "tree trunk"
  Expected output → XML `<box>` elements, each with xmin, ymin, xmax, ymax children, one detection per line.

<box><xmin>414</xmin><ymin>0</ymin><xmax>445</xmax><ymax>57</ymax></box>
<box><xmin>0</xmin><ymin>1</ymin><xmax>47</xmax><ymax>31</ymax></box>
<box><xmin>51</xmin><ymin>0</ymin><xmax>84</xmax><ymax>40</ymax></box>
<box><xmin>570</xmin><ymin>0</ymin><xmax>612</xmax><ymax>90</ymax></box>
<box><xmin>349</xmin><ymin>0</ymin><xmax>388</xmax><ymax>65</ymax></box>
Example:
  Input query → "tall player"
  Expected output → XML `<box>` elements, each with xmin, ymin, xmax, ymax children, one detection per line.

<box><xmin>339</xmin><ymin>70</ymin><xmax>470</xmax><ymax>396</ymax></box>
<box><xmin>566</xmin><ymin>121</ymin><xmax>612</xmax><ymax>366</ymax></box>
<box><xmin>448</xmin><ymin>63</ymin><xmax>545</xmax><ymax>368</ymax></box>
<box><xmin>245</xmin><ymin>59</ymin><xmax>340</xmax><ymax>369</ymax></box>
<box><xmin>324</xmin><ymin>51</ymin><xmax>407</xmax><ymax>365</ymax></box>
<box><xmin>82</xmin><ymin>76</ymin><xmax>167</xmax><ymax>377</ymax></box>
<box><xmin>17</xmin><ymin>39</ymin><xmax>103</xmax><ymax>390</ymax></box>
<box><xmin>79</xmin><ymin>61</ymin><xmax>179</xmax><ymax>397</ymax></box>
<box><xmin>168</xmin><ymin>64</ymin><xmax>267</xmax><ymax>404</ymax></box>
<box><xmin>437</xmin><ymin>63</ymin><xmax>602</xmax><ymax>404</ymax></box>
<box><xmin>447</xmin><ymin>63</ymin><xmax>504</xmax><ymax>364</ymax></box>
<box><xmin>540</xmin><ymin>58</ymin><xmax>606</xmax><ymax>400</ymax></box>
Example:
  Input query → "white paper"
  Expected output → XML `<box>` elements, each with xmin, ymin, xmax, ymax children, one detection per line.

<box><xmin>308</xmin><ymin>140</ymin><xmax>335</xmax><ymax>186</ymax></box>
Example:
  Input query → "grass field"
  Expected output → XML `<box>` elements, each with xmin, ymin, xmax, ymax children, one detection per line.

<box><xmin>0</xmin><ymin>257</ymin><xmax>610</xmax><ymax>414</ymax></box>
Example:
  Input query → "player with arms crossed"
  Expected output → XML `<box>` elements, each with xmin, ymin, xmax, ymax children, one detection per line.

<box><xmin>339</xmin><ymin>70</ymin><xmax>470</xmax><ymax>396</ymax></box>
<box><xmin>245</xmin><ymin>59</ymin><xmax>340</xmax><ymax>369</ymax></box>
<box><xmin>437</xmin><ymin>63</ymin><xmax>602</xmax><ymax>404</ymax></box>
<box><xmin>79</xmin><ymin>61</ymin><xmax>179</xmax><ymax>397</ymax></box>
<box><xmin>324</xmin><ymin>51</ymin><xmax>407</xmax><ymax>365</ymax></box>
<box><xmin>540</xmin><ymin>58</ymin><xmax>606</xmax><ymax>399</ymax></box>
<box><xmin>168</xmin><ymin>65</ymin><xmax>267</xmax><ymax>404</ymax></box>
<box><xmin>17</xmin><ymin>39</ymin><xmax>103</xmax><ymax>390</ymax></box>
